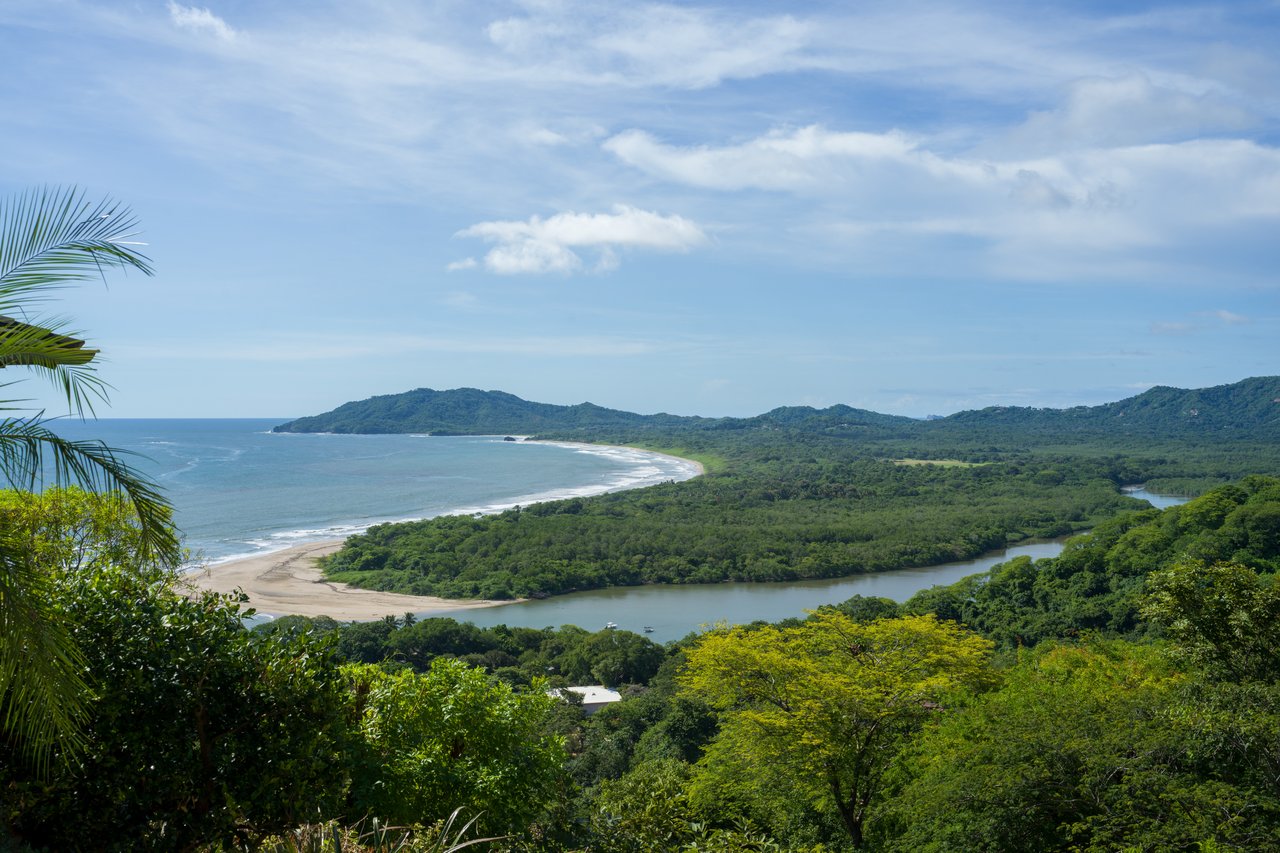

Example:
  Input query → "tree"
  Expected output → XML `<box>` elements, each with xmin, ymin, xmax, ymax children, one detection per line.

<box><xmin>0</xmin><ymin>188</ymin><xmax>179</xmax><ymax>771</ymax></box>
<box><xmin>1142</xmin><ymin>559</ymin><xmax>1280</xmax><ymax>682</ymax></box>
<box><xmin>882</xmin><ymin>640</ymin><xmax>1280</xmax><ymax>852</ymax></box>
<box><xmin>1</xmin><ymin>564</ymin><xmax>352</xmax><ymax>850</ymax></box>
<box><xmin>679</xmin><ymin>613</ymin><xmax>993</xmax><ymax>848</ymax></box>
<box><xmin>347</xmin><ymin>658</ymin><xmax>567</xmax><ymax>835</ymax></box>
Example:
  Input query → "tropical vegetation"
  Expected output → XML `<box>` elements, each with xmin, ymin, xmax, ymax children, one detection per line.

<box><xmin>313</xmin><ymin>380</ymin><xmax>1280</xmax><ymax>600</ymax></box>
<box><xmin>0</xmin><ymin>188</ymin><xmax>179</xmax><ymax>776</ymax></box>
<box><xmin>5</xmin><ymin>189</ymin><xmax>1280</xmax><ymax>850</ymax></box>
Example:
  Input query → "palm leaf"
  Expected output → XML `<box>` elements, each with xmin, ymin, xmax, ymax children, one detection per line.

<box><xmin>0</xmin><ymin>529</ymin><xmax>88</xmax><ymax>775</ymax></box>
<box><xmin>0</xmin><ymin>186</ymin><xmax>152</xmax><ymax>307</ymax></box>
<box><xmin>0</xmin><ymin>417</ymin><xmax>179</xmax><ymax>565</ymax></box>
<box><xmin>0</xmin><ymin>318</ymin><xmax>109</xmax><ymax>417</ymax></box>
<box><xmin>0</xmin><ymin>187</ymin><xmax>173</xmax><ymax>560</ymax></box>
<box><xmin>0</xmin><ymin>187</ymin><xmax>176</xmax><ymax>773</ymax></box>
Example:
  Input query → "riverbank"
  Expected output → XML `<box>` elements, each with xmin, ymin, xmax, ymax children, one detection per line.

<box><xmin>184</xmin><ymin>539</ymin><xmax>515</xmax><ymax>620</ymax></box>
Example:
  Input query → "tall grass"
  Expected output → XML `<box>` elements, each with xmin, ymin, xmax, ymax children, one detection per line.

<box><xmin>248</xmin><ymin>810</ymin><xmax>501</xmax><ymax>853</ymax></box>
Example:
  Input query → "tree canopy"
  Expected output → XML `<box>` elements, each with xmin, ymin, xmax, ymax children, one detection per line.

<box><xmin>679</xmin><ymin>612</ymin><xmax>993</xmax><ymax>847</ymax></box>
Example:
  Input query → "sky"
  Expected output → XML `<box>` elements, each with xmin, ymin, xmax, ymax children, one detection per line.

<box><xmin>0</xmin><ymin>0</ymin><xmax>1276</xmax><ymax>419</ymax></box>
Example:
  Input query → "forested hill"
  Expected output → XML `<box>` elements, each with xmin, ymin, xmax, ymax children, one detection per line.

<box><xmin>272</xmin><ymin>387</ymin><xmax>707</xmax><ymax>434</ymax></box>
<box><xmin>274</xmin><ymin>377</ymin><xmax>1280</xmax><ymax>439</ymax></box>
<box><xmin>271</xmin><ymin>387</ymin><xmax>911</xmax><ymax>435</ymax></box>
<box><xmin>936</xmin><ymin>376</ymin><xmax>1280</xmax><ymax>436</ymax></box>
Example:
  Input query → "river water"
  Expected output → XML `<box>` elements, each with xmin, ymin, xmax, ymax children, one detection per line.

<box><xmin>410</xmin><ymin>487</ymin><xmax>1186</xmax><ymax>642</ymax></box>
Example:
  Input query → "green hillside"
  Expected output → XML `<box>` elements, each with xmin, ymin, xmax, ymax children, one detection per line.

<box><xmin>273</xmin><ymin>387</ymin><xmax>708</xmax><ymax>435</ymax></box>
<box><xmin>275</xmin><ymin>377</ymin><xmax>1280</xmax><ymax>440</ymax></box>
<box><xmin>937</xmin><ymin>376</ymin><xmax>1280</xmax><ymax>436</ymax></box>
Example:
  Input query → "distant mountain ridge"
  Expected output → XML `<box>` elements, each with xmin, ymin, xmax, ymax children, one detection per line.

<box><xmin>272</xmin><ymin>387</ymin><xmax>710</xmax><ymax>435</ymax></box>
<box><xmin>936</xmin><ymin>376</ymin><xmax>1280</xmax><ymax>435</ymax></box>
<box><xmin>272</xmin><ymin>377</ymin><xmax>1280</xmax><ymax>438</ymax></box>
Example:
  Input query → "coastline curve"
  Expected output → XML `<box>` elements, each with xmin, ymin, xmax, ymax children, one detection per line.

<box><xmin>185</xmin><ymin>441</ymin><xmax>704</xmax><ymax>620</ymax></box>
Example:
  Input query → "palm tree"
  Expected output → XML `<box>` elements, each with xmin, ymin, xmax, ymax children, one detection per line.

<box><xmin>0</xmin><ymin>187</ymin><xmax>179</xmax><ymax>772</ymax></box>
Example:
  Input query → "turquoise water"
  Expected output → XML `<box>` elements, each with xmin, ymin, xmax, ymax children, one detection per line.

<box><xmin>48</xmin><ymin>419</ymin><xmax>700</xmax><ymax>564</ymax></box>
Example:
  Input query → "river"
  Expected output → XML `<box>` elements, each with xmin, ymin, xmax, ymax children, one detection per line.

<box><xmin>405</xmin><ymin>486</ymin><xmax>1187</xmax><ymax>643</ymax></box>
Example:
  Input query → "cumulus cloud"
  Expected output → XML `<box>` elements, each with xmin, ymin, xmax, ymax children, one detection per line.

<box><xmin>166</xmin><ymin>2</ymin><xmax>235</xmax><ymax>40</ymax></box>
<box><xmin>604</xmin><ymin>122</ymin><xmax>1280</xmax><ymax>279</ymax></box>
<box><xmin>24</xmin><ymin>1</ymin><xmax>1278</xmax><ymax>289</ymax></box>
<box><xmin>455</xmin><ymin>205</ymin><xmax>707</xmax><ymax>274</ymax></box>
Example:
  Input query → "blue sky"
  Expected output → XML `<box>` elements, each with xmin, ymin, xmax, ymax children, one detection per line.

<box><xmin>1</xmin><ymin>0</ymin><xmax>1276</xmax><ymax>419</ymax></box>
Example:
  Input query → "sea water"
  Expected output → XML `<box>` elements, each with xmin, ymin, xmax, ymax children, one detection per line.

<box><xmin>47</xmin><ymin>419</ymin><xmax>700</xmax><ymax>564</ymax></box>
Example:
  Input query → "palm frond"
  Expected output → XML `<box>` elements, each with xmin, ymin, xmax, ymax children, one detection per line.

<box><xmin>0</xmin><ymin>532</ymin><xmax>88</xmax><ymax>775</ymax></box>
<box><xmin>0</xmin><ymin>314</ymin><xmax>110</xmax><ymax>417</ymax></box>
<box><xmin>0</xmin><ymin>186</ymin><xmax>173</xmax><ymax>774</ymax></box>
<box><xmin>0</xmin><ymin>186</ymin><xmax>152</xmax><ymax>309</ymax></box>
<box><xmin>0</xmin><ymin>417</ymin><xmax>180</xmax><ymax>566</ymax></box>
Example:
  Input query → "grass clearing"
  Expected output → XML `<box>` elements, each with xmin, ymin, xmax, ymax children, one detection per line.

<box><xmin>892</xmin><ymin>458</ymin><xmax>987</xmax><ymax>468</ymax></box>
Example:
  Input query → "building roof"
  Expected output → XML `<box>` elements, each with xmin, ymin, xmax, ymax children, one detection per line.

<box><xmin>564</xmin><ymin>685</ymin><xmax>622</xmax><ymax>705</ymax></box>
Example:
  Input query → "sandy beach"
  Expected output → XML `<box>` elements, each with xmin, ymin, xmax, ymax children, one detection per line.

<box><xmin>182</xmin><ymin>441</ymin><xmax>704</xmax><ymax>621</ymax></box>
<box><xmin>184</xmin><ymin>540</ymin><xmax>512</xmax><ymax>620</ymax></box>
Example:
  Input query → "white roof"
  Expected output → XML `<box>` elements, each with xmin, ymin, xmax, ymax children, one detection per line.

<box><xmin>556</xmin><ymin>685</ymin><xmax>622</xmax><ymax>705</ymax></box>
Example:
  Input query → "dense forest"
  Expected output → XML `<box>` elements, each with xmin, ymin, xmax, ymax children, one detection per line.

<box><xmin>10</xmin><ymin>378</ymin><xmax>1280</xmax><ymax>849</ymax></box>
<box><xmin>8</xmin><ymin>479</ymin><xmax>1279</xmax><ymax>850</ymax></box>
<box><xmin>311</xmin><ymin>378</ymin><xmax>1280</xmax><ymax>599</ymax></box>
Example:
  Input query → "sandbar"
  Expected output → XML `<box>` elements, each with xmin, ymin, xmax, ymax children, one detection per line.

<box><xmin>183</xmin><ymin>540</ymin><xmax>511</xmax><ymax>621</ymax></box>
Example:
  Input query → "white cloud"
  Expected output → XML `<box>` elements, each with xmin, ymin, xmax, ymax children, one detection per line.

<box><xmin>487</xmin><ymin>5</ymin><xmax>820</xmax><ymax>90</ymax></box>
<box><xmin>605</xmin><ymin>126</ymin><xmax>929</xmax><ymax>191</ymax></box>
<box><xmin>1005</xmin><ymin>75</ymin><xmax>1254</xmax><ymax>153</ymax></box>
<box><xmin>456</xmin><ymin>205</ymin><xmax>707</xmax><ymax>274</ymax></box>
<box><xmin>166</xmin><ymin>2</ymin><xmax>235</xmax><ymax>41</ymax></box>
<box><xmin>1203</xmin><ymin>309</ymin><xmax>1250</xmax><ymax>325</ymax></box>
<box><xmin>12</xmin><ymin>0</ymin><xmax>1277</xmax><ymax>289</ymax></box>
<box><xmin>605</xmin><ymin>123</ymin><xmax>1280</xmax><ymax>280</ymax></box>
<box><xmin>446</xmin><ymin>257</ymin><xmax>478</xmax><ymax>272</ymax></box>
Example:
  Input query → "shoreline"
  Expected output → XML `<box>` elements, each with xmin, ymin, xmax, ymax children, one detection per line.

<box><xmin>185</xmin><ymin>440</ymin><xmax>705</xmax><ymax>620</ymax></box>
<box><xmin>534</xmin><ymin>439</ymin><xmax>707</xmax><ymax>478</ymax></box>
<box><xmin>183</xmin><ymin>539</ymin><xmax>519</xmax><ymax>621</ymax></box>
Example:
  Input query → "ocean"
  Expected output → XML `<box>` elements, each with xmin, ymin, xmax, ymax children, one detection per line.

<box><xmin>47</xmin><ymin>419</ymin><xmax>701</xmax><ymax>565</ymax></box>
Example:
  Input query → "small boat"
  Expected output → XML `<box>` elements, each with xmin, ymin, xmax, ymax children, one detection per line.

<box><xmin>605</xmin><ymin>621</ymin><xmax>618</xmax><ymax>629</ymax></box>
<box><xmin>643</xmin><ymin>626</ymin><xmax>654</xmax><ymax>633</ymax></box>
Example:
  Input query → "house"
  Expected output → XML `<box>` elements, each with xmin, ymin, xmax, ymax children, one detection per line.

<box><xmin>551</xmin><ymin>685</ymin><xmax>622</xmax><ymax>714</ymax></box>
